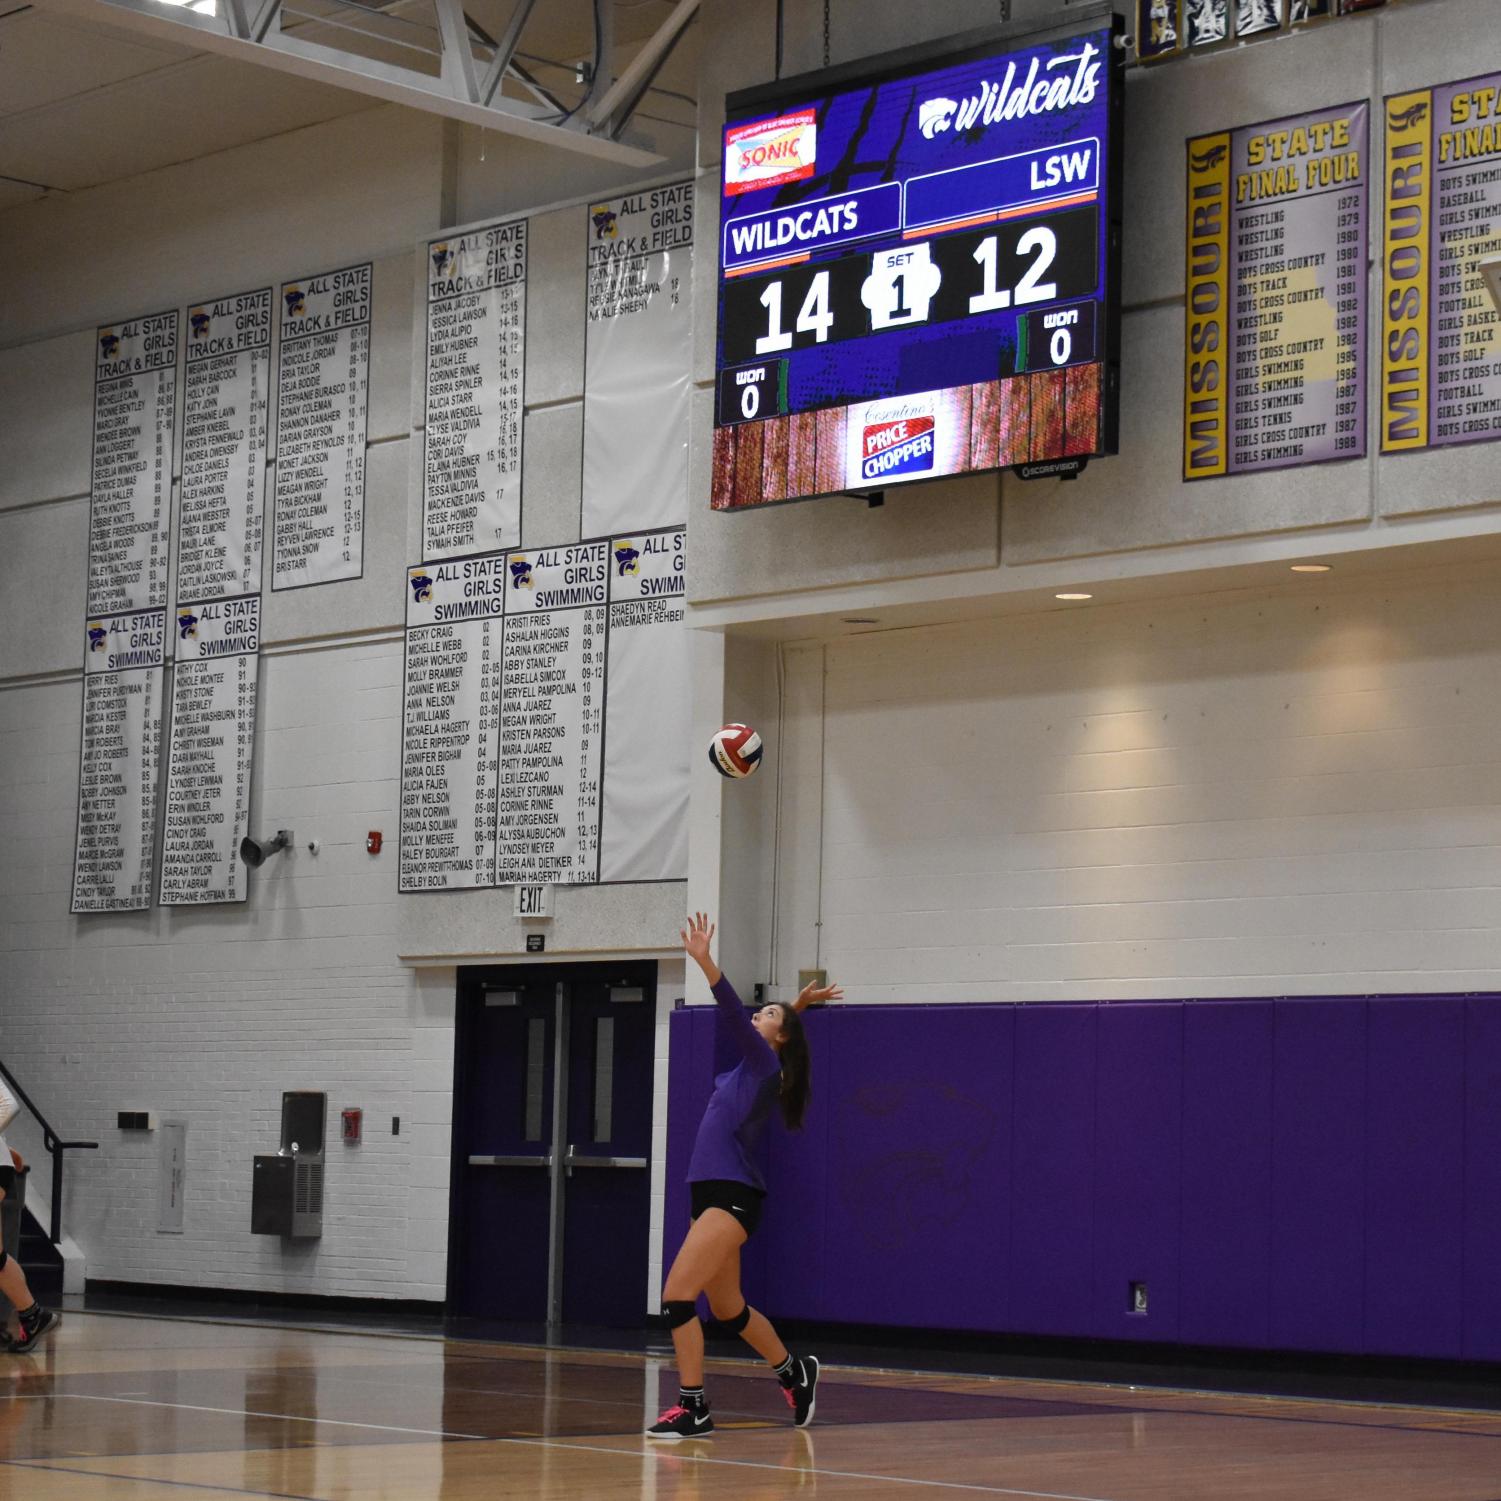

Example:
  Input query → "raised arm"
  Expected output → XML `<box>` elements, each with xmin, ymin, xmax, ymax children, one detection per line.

<box><xmin>682</xmin><ymin>912</ymin><xmax>777</xmax><ymax>1074</ymax></box>
<box><xmin>792</xmin><ymin>978</ymin><xmax>843</xmax><ymax>1014</ymax></box>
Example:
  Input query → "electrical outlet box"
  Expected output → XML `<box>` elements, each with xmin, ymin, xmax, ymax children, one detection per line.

<box><xmin>118</xmin><ymin>1110</ymin><xmax>157</xmax><ymax>1131</ymax></box>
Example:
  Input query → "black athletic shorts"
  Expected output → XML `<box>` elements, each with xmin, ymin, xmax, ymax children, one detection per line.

<box><xmin>690</xmin><ymin>1179</ymin><xmax>765</xmax><ymax>1238</ymax></box>
<box><xmin>0</xmin><ymin>1166</ymin><xmax>14</xmax><ymax>1198</ymax></box>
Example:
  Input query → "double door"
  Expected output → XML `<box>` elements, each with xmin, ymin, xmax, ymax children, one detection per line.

<box><xmin>449</xmin><ymin>961</ymin><xmax>657</xmax><ymax>1327</ymax></box>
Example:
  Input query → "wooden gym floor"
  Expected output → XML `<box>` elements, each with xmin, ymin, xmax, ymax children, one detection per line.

<box><xmin>3</xmin><ymin>1311</ymin><xmax>1501</xmax><ymax>1499</ymax></box>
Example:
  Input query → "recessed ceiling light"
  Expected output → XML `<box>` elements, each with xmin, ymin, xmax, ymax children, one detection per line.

<box><xmin>1055</xmin><ymin>592</ymin><xmax>1093</xmax><ymax>601</ymax></box>
<box><xmin>1290</xmin><ymin>563</ymin><xmax>1333</xmax><ymax>573</ymax></box>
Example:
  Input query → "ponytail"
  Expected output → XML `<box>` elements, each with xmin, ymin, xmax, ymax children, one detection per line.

<box><xmin>777</xmin><ymin>1005</ymin><xmax>811</xmax><ymax>1130</ymax></box>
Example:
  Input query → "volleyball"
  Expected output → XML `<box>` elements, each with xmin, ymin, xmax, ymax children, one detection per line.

<box><xmin>708</xmin><ymin>723</ymin><xmax>763</xmax><ymax>779</ymax></box>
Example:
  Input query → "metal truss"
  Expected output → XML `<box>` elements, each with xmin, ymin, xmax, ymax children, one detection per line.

<box><xmin>50</xmin><ymin>0</ymin><xmax>697</xmax><ymax>166</ymax></box>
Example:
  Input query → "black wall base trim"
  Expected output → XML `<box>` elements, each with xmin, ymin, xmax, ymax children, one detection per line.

<box><xmin>84</xmin><ymin>1279</ymin><xmax>444</xmax><ymax>1321</ymax></box>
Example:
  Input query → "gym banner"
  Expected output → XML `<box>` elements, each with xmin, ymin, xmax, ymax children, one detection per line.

<box><xmin>272</xmin><ymin>263</ymin><xmax>370</xmax><ymax>589</ymax></box>
<box><xmin>422</xmin><ymin>219</ymin><xmax>527</xmax><ymax>559</ymax></box>
<box><xmin>159</xmin><ymin>596</ymin><xmax>260</xmax><ymax>906</ymax></box>
<box><xmin>582</xmin><ymin>184</ymin><xmax>694</xmax><ymax>538</ymax></box>
<box><xmin>72</xmin><ymin>609</ymin><xmax>167</xmax><ymax>913</ymax></box>
<box><xmin>399</xmin><ymin>553</ymin><xmax>506</xmax><ymax>892</ymax></box>
<box><xmin>599</xmin><ymin>528</ymin><xmax>687</xmax><ymax>883</ymax></box>
<box><xmin>88</xmin><ymin>310</ymin><xmax>178</xmax><ymax>615</ymax></box>
<box><xmin>177</xmin><ymin>288</ymin><xmax>271</xmax><ymax>602</ymax></box>
<box><xmin>1381</xmin><ymin>74</ymin><xmax>1501</xmax><ymax>453</ymax></box>
<box><xmin>1185</xmin><ymin>103</ymin><xmax>1368</xmax><ymax>479</ymax></box>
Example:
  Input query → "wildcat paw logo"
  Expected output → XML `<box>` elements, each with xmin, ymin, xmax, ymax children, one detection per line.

<box><xmin>431</xmin><ymin>243</ymin><xmax>454</xmax><ymax>278</ymax></box>
<box><xmin>1190</xmin><ymin>143</ymin><xmax>1228</xmax><ymax>171</ymax></box>
<box><xmin>919</xmin><ymin>98</ymin><xmax>957</xmax><ymax>140</ymax></box>
<box><xmin>509</xmin><ymin>558</ymin><xmax>534</xmax><ymax>588</ymax></box>
<box><xmin>283</xmin><ymin>286</ymin><xmax>306</xmax><ymax>318</ymax></box>
<box><xmin>87</xmin><ymin>622</ymin><xmax>108</xmax><ymax>653</ymax></box>
<box><xmin>724</xmin><ymin>109</ymin><xmax>816</xmax><ymax>196</ymax></box>
<box><xmin>592</xmin><ymin>208</ymin><xmax>618</xmax><ymax>240</ymax></box>
<box><xmin>409</xmin><ymin>571</ymin><xmax>434</xmax><ymax>604</ymax></box>
<box><xmin>861</xmin><ymin>414</ymin><xmax>936</xmax><ymax>482</ymax></box>
<box><xmin>1389</xmin><ymin>101</ymin><xmax>1428</xmax><ymax>131</ymax></box>
<box><xmin>177</xmin><ymin>610</ymin><xmax>199</xmax><ymax>641</ymax></box>
<box><xmin>99</xmin><ymin>330</ymin><xmax>121</xmax><ymax>359</ymax></box>
<box><xmin>190</xmin><ymin>309</ymin><xmax>212</xmax><ymax>340</ymax></box>
<box><xmin>613</xmin><ymin>543</ymin><xmax>641</xmax><ymax>576</ymax></box>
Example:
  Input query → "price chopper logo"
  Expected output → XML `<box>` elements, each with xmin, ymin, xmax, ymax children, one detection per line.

<box><xmin>283</xmin><ymin>286</ymin><xmax>306</xmax><ymax>318</ymax></box>
<box><xmin>725</xmin><ymin>109</ymin><xmax>817</xmax><ymax>196</ymax></box>
<box><xmin>99</xmin><ymin>330</ymin><xmax>121</xmax><ymax>358</ymax></box>
<box><xmin>592</xmin><ymin>207</ymin><xmax>619</xmax><ymax>240</ymax></box>
<box><xmin>190</xmin><ymin>309</ymin><xmax>211</xmax><ymax>340</ymax></box>
<box><xmin>918</xmin><ymin>38</ymin><xmax>1103</xmax><ymax>140</ymax></box>
<box><xmin>860</xmin><ymin>401</ymin><xmax>937</xmax><ymax>483</ymax></box>
<box><xmin>613</xmin><ymin>543</ymin><xmax>641</xmax><ymax>576</ymax></box>
<box><xmin>430</xmin><ymin>244</ymin><xmax>454</xmax><ymax>278</ymax></box>
<box><xmin>87</xmin><ymin>622</ymin><xmax>108</xmax><ymax>653</ymax></box>
<box><xmin>510</xmin><ymin>558</ymin><xmax>534</xmax><ymax>588</ymax></box>
<box><xmin>177</xmin><ymin>610</ymin><xmax>198</xmax><ymax>641</ymax></box>
<box><xmin>409</xmin><ymin>572</ymin><xmax>433</xmax><ymax>604</ymax></box>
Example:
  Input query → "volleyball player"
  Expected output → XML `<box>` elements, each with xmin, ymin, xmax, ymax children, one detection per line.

<box><xmin>647</xmin><ymin>913</ymin><xmax>841</xmax><ymax>1438</ymax></box>
<box><xmin>0</xmin><ymin>1105</ymin><xmax>59</xmax><ymax>1353</ymax></box>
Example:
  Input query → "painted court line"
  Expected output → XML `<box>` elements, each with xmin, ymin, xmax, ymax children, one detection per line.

<box><xmin>2</xmin><ymin>1458</ymin><xmax>313</xmax><ymax>1501</ymax></box>
<box><xmin>21</xmin><ymin>1392</ymin><xmax>1123</xmax><ymax>1501</ymax></box>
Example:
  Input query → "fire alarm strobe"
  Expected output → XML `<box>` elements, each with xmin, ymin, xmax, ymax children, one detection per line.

<box><xmin>366</xmin><ymin>831</ymin><xmax>383</xmax><ymax>854</ymax></box>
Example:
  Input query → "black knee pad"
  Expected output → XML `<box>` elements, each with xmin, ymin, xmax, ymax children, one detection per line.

<box><xmin>662</xmin><ymin>1299</ymin><xmax>699</xmax><ymax>1329</ymax></box>
<box><xmin>719</xmin><ymin>1303</ymin><xmax>751</xmax><ymax>1336</ymax></box>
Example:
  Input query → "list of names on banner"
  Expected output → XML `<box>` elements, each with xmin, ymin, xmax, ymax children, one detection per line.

<box><xmin>72</xmin><ymin>610</ymin><xmax>166</xmax><ymax>913</ymax></box>
<box><xmin>160</xmin><ymin>597</ymin><xmax>260</xmax><ymax>906</ymax></box>
<box><xmin>1185</xmin><ymin>104</ymin><xmax>1368</xmax><ymax>479</ymax></box>
<box><xmin>582</xmin><ymin>184</ymin><xmax>694</xmax><ymax>537</ymax></box>
<box><xmin>88</xmin><ymin>312</ymin><xmax>178</xmax><ymax>613</ymax></box>
<box><xmin>423</xmin><ymin>220</ymin><xmax>527</xmax><ymax>559</ymax></box>
<box><xmin>399</xmin><ymin>556</ymin><xmax>505</xmax><ymax>891</ymax></box>
<box><xmin>496</xmin><ymin>543</ymin><xmax>607</xmax><ymax>885</ymax></box>
<box><xmin>177</xmin><ymin>289</ymin><xmax>271</xmax><ymax>600</ymax></box>
<box><xmin>273</xmin><ymin>263</ymin><xmax>370</xmax><ymax>590</ymax></box>
<box><xmin>599</xmin><ymin>530</ymin><xmax>688</xmax><ymax>882</ymax></box>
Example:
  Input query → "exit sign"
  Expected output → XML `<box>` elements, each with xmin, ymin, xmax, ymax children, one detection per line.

<box><xmin>514</xmin><ymin>884</ymin><xmax>553</xmax><ymax>920</ymax></box>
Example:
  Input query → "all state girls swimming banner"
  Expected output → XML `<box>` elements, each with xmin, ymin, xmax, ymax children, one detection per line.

<box><xmin>1183</xmin><ymin>102</ymin><xmax>1369</xmax><ymax>479</ymax></box>
<box><xmin>711</xmin><ymin>13</ymin><xmax>1124</xmax><ymax>507</ymax></box>
<box><xmin>1381</xmin><ymin>73</ymin><xmax>1501</xmax><ymax>453</ymax></box>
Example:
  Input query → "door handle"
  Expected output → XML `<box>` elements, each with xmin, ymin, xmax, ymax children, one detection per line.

<box><xmin>563</xmin><ymin>1144</ymin><xmax>648</xmax><ymax>1175</ymax></box>
<box><xmin>468</xmin><ymin>1153</ymin><xmax>555</xmax><ymax>1167</ymax></box>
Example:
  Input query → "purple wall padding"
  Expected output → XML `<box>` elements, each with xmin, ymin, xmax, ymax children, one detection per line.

<box><xmin>1364</xmin><ymin>997</ymin><xmax>1465</xmax><ymax>1358</ymax></box>
<box><xmin>816</xmin><ymin>1005</ymin><xmax>1013</xmax><ymax>1330</ymax></box>
<box><xmin>1009</xmin><ymin>1004</ymin><xmax>1097</xmax><ymax>1337</ymax></box>
<box><xmin>1269</xmin><ymin>999</ymin><xmax>1367</xmax><ymax>1353</ymax></box>
<box><xmin>1093</xmin><ymin>1003</ymin><xmax>1183</xmax><ymax>1343</ymax></box>
<box><xmin>1464</xmin><ymin>998</ymin><xmax>1501</xmax><ymax>1360</ymax></box>
<box><xmin>662</xmin><ymin>1009</ymin><xmax>713</xmax><ymax>1293</ymax></box>
<box><xmin>1179</xmin><ymin>1001</ymin><xmax>1275</xmax><ymax>1349</ymax></box>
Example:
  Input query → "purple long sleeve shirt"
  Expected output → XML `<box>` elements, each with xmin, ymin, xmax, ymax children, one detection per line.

<box><xmin>685</xmin><ymin>973</ymin><xmax>781</xmax><ymax>1192</ymax></box>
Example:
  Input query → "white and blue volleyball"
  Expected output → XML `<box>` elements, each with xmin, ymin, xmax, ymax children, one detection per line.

<box><xmin>709</xmin><ymin>723</ymin><xmax>763</xmax><ymax>779</ymax></box>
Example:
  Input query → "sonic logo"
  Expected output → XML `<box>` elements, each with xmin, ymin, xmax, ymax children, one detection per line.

<box><xmin>919</xmin><ymin>98</ymin><xmax>958</xmax><ymax>140</ymax></box>
<box><xmin>409</xmin><ymin>572</ymin><xmax>433</xmax><ymax>603</ymax></box>
<box><xmin>190</xmin><ymin>309</ymin><xmax>211</xmax><ymax>339</ymax></box>
<box><xmin>99</xmin><ymin>331</ymin><xmax>121</xmax><ymax>358</ymax></box>
<box><xmin>1190</xmin><ymin>143</ymin><xmax>1228</xmax><ymax>170</ymax></box>
<box><xmin>861</xmin><ymin>415</ymin><xmax>936</xmax><ymax>483</ymax></box>
<box><xmin>431</xmin><ymin>244</ymin><xmax>454</xmax><ymax>278</ymax></box>
<box><xmin>613</xmin><ymin>543</ymin><xmax>640</xmax><ymax>576</ymax></box>
<box><xmin>724</xmin><ymin>109</ymin><xmax>817</xmax><ymax>196</ymax></box>
<box><xmin>87</xmin><ymin>623</ymin><xmax>108</xmax><ymax>653</ymax></box>
<box><xmin>177</xmin><ymin>610</ymin><xmax>199</xmax><ymax>641</ymax></box>
<box><xmin>592</xmin><ymin>208</ymin><xmax>618</xmax><ymax>240</ymax></box>
<box><xmin>510</xmin><ymin>558</ymin><xmax>534</xmax><ymax>588</ymax></box>
<box><xmin>1390</xmin><ymin>101</ymin><xmax>1428</xmax><ymax>131</ymax></box>
<box><xmin>284</xmin><ymin>286</ymin><xmax>306</xmax><ymax>318</ymax></box>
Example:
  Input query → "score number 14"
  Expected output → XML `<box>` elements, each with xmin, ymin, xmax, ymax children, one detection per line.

<box><xmin>753</xmin><ymin>227</ymin><xmax>1059</xmax><ymax>355</ymax></box>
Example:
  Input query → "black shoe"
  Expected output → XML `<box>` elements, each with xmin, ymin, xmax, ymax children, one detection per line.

<box><xmin>647</xmin><ymin>1403</ymin><xmax>714</xmax><ymax>1439</ymax></box>
<box><xmin>784</xmin><ymin>1355</ymin><xmax>819</xmax><ymax>1427</ymax></box>
<box><xmin>11</xmin><ymin>1307</ymin><xmax>59</xmax><ymax>1353</ymax></box>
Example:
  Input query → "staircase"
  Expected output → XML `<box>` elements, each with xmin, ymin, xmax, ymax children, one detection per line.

<box><xmin>17</xmin><ymin>1198</ymin><xmax>64</xmax><ymax>1299</ymax></box>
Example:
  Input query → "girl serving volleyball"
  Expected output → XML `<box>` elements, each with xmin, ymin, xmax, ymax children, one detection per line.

<box><xmin>647</xmin><ymin>912</ymin><xmax>841</xmax><ymax>1439</ymax></box>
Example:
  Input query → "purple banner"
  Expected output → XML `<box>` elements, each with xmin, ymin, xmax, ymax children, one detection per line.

<box><xmin>1227</xmin><ymin>101</ymin><xmax>1368</xmax><ymax>475</ymax></box>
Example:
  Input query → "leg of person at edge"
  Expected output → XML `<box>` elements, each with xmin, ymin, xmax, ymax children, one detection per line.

<box><xmin>0</xmin><ymin>1146</ymin><xmax>60</xmax><ymax>1353</ymax></box>
<box><xmin>649</xmin><ymin>912</ymin><xmax>842</xmax><ymax>1439</ymax></box>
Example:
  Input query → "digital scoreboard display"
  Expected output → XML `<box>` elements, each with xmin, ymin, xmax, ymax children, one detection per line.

<box><xmin>712</xmin><ymin>14</ymin><xmax>1123</xmax><ymax>508</ymax></box>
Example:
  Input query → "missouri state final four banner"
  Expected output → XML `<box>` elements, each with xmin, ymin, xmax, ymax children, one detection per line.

<box><xmin>711</xmin><ymin>14</ymin><xmax>1124</xmax><ymax>508</ymax></box>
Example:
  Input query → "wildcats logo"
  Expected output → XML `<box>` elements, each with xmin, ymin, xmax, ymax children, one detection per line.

<box><xmin>87</xmin><ymin>622</ymin><xmax>108</xmax><ymax>652</ymax></box>
<box><xmin>284</xmin><ymin>286</ymin><xmax>306</xmax><ymax>317</ymax></box>
<box><xmin>177</xmin><ymin>610</ymin><xmax>198</xmax><ymax>641</ymax></box>
<box><xmin>190</xmin><ymin>309</ymin><xmax>211</xmax><ymax>339</ymax></box>
<box><xmin>724</xmin><ymin>109</ymin><xmax>816</xmax><ymax>196</ymax></box>
<box><xmin>409</xmin><ymin>571</ymin><xmax>433</xmax><ymax>604</ymax></box>
<box><xmin>613</xmin><ymin>543</ymin><xmax>640</xmax><ymax>576</ymax></box>
<box><xmin>861</xmin><ymin>415</ymin><xmax>935</xmax><ymax>482</ymax></box>
<box><xmin>99</xmin><ymin>330</ymin><xmax>121</xmax><ymax>358</ymax></box>
<box><xmin>509</xmin><ymin>558</ymin><xmax>534</xmax><ymax>588</ymax></box>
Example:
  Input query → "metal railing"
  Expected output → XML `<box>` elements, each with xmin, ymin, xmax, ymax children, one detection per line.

<box><xmin>0</xmin><ymin>1059</ymin><xmax>98</xmax><ymax>1244</ymax></box>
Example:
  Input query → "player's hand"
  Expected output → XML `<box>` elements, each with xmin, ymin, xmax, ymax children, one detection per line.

<box><xmin>681</xmin><ymin>912</ymin><xmax>716</xmax><ymax>969</ymax></box>
<box><xmin>795</xmin><ymin>981</ymin><xmax>843</xmax><ymax>1011</ymax></box>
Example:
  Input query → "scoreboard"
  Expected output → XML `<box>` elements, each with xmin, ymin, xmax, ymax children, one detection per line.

<box><xmin>712</xmin><ymin>12</ymin><xmax>1123</xmax><ymax>508</ymax></box>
